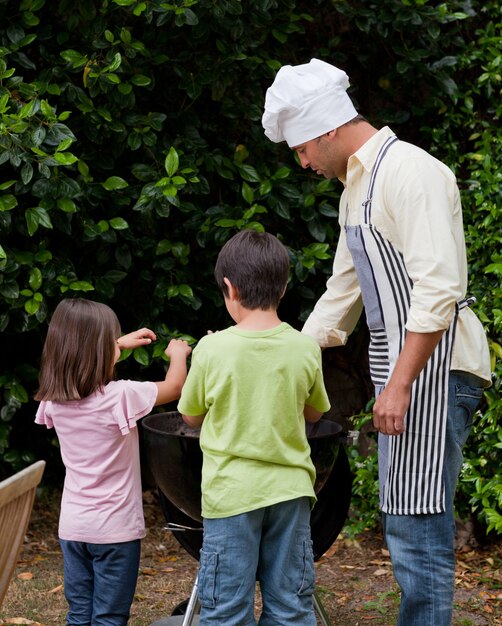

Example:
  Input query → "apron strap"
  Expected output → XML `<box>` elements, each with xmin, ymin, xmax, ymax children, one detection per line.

<box><xmin>457</xmin><ymin>296</ymin><xmax>476</xmax><ymax>310</ymax></box>
<box><xmin>363</xmin><ymin>135</ymin><xmax>399</xmax><ymax>223</ymax></box>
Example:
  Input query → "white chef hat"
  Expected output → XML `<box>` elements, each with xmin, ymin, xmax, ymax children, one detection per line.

<box><xmin>262</xmin><ymin>58</ymin><xmax>358</xmax><ymax>147</ymax></box>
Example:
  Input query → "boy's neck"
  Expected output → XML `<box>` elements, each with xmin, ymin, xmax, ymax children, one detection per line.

<box><xmin>234</xmin><ymin>307</ymin><xmax>282</xmax><ymax>331</ymax></box>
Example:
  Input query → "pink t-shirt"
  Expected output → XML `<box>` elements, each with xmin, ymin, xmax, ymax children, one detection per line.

<box><xmin>35</xmin><ymin>379</ymin><xmax>157</xmax><ymax>543</ymax></box>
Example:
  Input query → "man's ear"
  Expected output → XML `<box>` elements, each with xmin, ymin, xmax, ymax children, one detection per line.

<box><xmin>223</xmin><ymin>277</ymin><xmax>239</xmax><ymax>301</ymax></box>
<box><xmin>325</xmin><ymin>128</ymin><xmax>338</xmax><ymax>141</ymax></box>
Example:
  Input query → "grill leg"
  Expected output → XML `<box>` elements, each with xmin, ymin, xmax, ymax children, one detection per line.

<box><xmin>181</xmin><ymin>575</ymin><xmax>200</xmax><ymax>626</ymax></box>
<box><xmin>313</xmin><ymin>590</ymin><xmax>332</xmax><ymax>626</ymax></box>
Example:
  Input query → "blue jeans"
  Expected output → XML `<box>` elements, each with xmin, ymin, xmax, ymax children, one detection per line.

<box><xmin>198</xmin><ymin>497</ymin><xmax>316</xmax><ymax>626</ymax></box>
<box><xmin>60</xmin><ymin>539</ymin><xmax>141</xmax><ymax>626</ymax></box>
<box><xmin>383</xmin><ymin>371</ymin><xmax>484</xmax><ymax>626</ymax></box>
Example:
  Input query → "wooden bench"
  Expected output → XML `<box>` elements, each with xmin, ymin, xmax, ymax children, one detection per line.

<box><xmin>0</xmin><ymin>460</ymin><xmax>46</xmax><ymax>606</ymax></box>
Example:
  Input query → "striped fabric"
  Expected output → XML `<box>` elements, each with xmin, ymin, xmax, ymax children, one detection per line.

<box><xmin>345</xmin><ymin>135</ymin><xmax>458</xmax><ymax>515</ymax></box>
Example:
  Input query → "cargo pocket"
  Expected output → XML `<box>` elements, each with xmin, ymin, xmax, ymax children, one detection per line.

<box><xmin>198</xmin><ymin>549</ymin><xmax>219</xmax><ymax>608</ymax></box>
<box><xmin>297</xmin><ymin>538</ymin><xmax>315</xmax><ymax>596</ymax></box>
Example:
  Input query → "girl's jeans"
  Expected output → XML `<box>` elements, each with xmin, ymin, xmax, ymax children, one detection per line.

<box><xmin>198</xmin><ymin>496</ymin><xmax>317</xmax><ymax>626</ymax></box>
<box><xmin>60</xmin><ymin>538</ymin><xmax>141</xmax><ymax>626</ymax></box>
<box><xmin>383</xmin><ymin>371</ymin><xmax>484</xmax><ymax>626</ymax></box>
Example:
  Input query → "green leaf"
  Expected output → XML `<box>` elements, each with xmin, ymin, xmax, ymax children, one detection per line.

<box><xmin>0</xmin><ymin>180</ymin><xmax>16</xmax><ymax>191</ymax></box>
<box><xmin>104</xmin><ymin>270</ymin><xmax>127</xmax><ymax>283</ymax></box>
<box><xmin>19</xmin><ymin>100</ymin><xmax>36</xmax><ymax>118</ymax></box>
<box><xmin>78</xmin><ymin>160</ymin><xmax>90</xmax><ymax>177</ymax></box>
<box><xmin>179</xmin><ymin>284</ymin><xmax>194</xmax><ymax>298</ymax></box>
<box><xmin>165</xmin><ymin>147</ymin><xmax>179</xmax><ymax>177</ymax></box>
<box><xmin>25</xmin><ymin>209</ymin><xmax>39</xmax><ymax>235</ymax></box>
<box><xmin>156</xmin><ymin>240</ymin><xmax>171</xmax><ymax>255</ymax></box>
<box><xmin>68</xmin><ymin>281</ymin><xmax>94</xmax><ymax>292</ymax></box>
<box><xmin>130</xmin><ymin>74</ymin><xmax>151</xmax><ymax>86</ymax></box>
<box><xmin>10</xmin><ymin>383</ymin><xmax>28</xmax><ymax>404</ymax></box>
<box><xmin>25</xmin><ymin>297</ymin><xmax>41</xmax><ymax>315</ymax></box>
<box><xmin>21</xmin><ymin>162</ymin><xmax>33</xmax><ymax>185</ymax></box>
<box><xmin>104</xmin><ymin>73</ymin><xmax>121</xmax><ymax>84</ymax></box>
<box><xmin>133</xmin><ymin>346</ymin><xmax>149</xmax><ymax>366</ymax></box>
<box><xmin>105</xmin><ymin>52</ymin><xmax>122</xmax><ymax>73</ymax></box>
<box><xmin>0</xmin><ymin>195</ymin><xmax>18</xmax><ymax>211</ymax></box>
<box><xmin>102</xmin><ymin>176</ymin><xmax>129</xmax><ymax>190</ymax></box>
<box><xmin>241</xmin><ymin>181</ymin><xmax>254</xmax><ymax>204</ymax></box>
<box><xmin>56</xmin><ymin>138</ymin><xmax>73</xmax><ymax>152</ymax></box>
<box><xmin>60</xmin><ymin>49</ymin><xmax>88</xmax><ymax>67</ymax></box>
<box><xmin>29</xmin><ymin>267</ymin><xmax>42</xmax><ymax>290</ymax></box>
<box><xmin>0</xmin><ymin>282</ymin><xmax>19</xmax><ymax>299</ymax></box>
<box><xmin>40</xmin><ymin>99</ymin><xmax>54</xmax><ymax>117</ymax></box>
<box><xmin>57</xmin><ymin>198</ymin><xmax>77</xmax><ymax>213</ymax></box>
<box><xmin>53</xmin><ymin>152</ymin><xmax>78</xmax><ymax>165</ymax></box>
<box><xmin>109</xmin><ymin>217</ymin><xmax>129</xmax><ymax>230</ymax></box>
<box><xmin>238</xmin><ymin>164</ymin><xmax>261</xmax><ymax>183</ymax></box>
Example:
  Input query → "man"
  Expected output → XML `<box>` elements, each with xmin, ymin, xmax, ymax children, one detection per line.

<box><xmin>262</xmin><ymin>58</ymin><xmax>491</xmax><ymax>626</ymax></box>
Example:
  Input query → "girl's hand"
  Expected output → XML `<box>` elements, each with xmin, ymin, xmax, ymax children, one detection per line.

<box><xmin>165</xmin><ymin>338</ymin><xmax>192</xmax><ymax>360</ymax></box>
<box><xmin>117</xmin><ymin>328</ymin><xmax>157</xmax><ymax>350</ymax></box>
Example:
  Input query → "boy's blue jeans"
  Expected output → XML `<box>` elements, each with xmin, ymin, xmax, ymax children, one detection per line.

<box><xmin>60</xmin><ymin>539</ymin><xmax>141</xmax><ymax>626</ymax></box>
<box><xmin>198</xmin><ymin>496</ymin><xmax>317</xmax><ymax>626</ymax></box>
<box><xmin>383</xmin><ymin>371</ymin><xmax>484</xmax><ymax>626</ymax></box>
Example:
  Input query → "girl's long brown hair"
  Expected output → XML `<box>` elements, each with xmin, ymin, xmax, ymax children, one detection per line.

<box><xmin>35</xmin><ymin>298</ymin><xmax>121</xmax><ymax>402</ymax></box>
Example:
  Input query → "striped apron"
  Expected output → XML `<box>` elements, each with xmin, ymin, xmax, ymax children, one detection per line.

<box><xmin>345</xmin><ymin>135</ymin><xmax>467</xmax><ymax>515</ymax></box>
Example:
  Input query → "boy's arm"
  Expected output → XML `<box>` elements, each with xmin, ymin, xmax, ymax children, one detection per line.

<box><xmin>304</xmin><ymin>405</ymin><xmax>323</xmax><ymax>423</ymax></box>
<box><xmin>155</xmin><ymin>339</ymin><xmax>192</xmax><ymax>406</ymax></box>
<box><xmin>181</xmin><ymin>413</ymin><xmax>206</xmax><ymax>428</ymax></box>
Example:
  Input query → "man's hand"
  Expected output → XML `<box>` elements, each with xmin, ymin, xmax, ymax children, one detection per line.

<box><xmin>373</xmin><ymin>329</ymin><xmax>445</xmax><ymax>436</ymax></box>
<box><xmin>373</xmin><ymin>382</ymin><xmax>410</xmax><ymax>435</ymax></box>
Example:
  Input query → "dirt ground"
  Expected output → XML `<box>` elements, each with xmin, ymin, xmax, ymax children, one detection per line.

<box><xmin>0</xmin><ymin>489</ymin><xmax>500</xmax><ymax>626</ymax></box>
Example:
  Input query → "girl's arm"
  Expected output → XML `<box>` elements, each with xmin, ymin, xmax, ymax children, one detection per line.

<box><xmin>155</xmin><ymin>339</ymin><xmax>192</xmax><ymax>406</ymax></box>
<box><xmin>117</xmin><ymin>328</ymin><xmax>157</xmax><ymax>350</ymax></box>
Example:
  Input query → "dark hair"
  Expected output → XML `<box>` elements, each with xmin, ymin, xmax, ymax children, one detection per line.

<box><xmin>35</xmin><ymin>298</ymin><xmax>121</xmax><ymax>402</ymax></box>
<box><xmin>214</xmin><ymin>230</ymin><xmax>290</xmax><ymax>310</ymax></box>
<box><xmin>342</xmin><ymin>113</ymin><xmax>367</xmax><ymax>126</ymax></box>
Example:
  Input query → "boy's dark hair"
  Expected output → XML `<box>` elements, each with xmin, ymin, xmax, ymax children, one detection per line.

<box><xmin>214</xmin><ymin>230</ymin><xmax>290</xmax><ymax>310</ymax></box>
<box><xmin>35</xmin><ymin>298</ymin><xmax>121</xmax><ymax>402</ymax></box>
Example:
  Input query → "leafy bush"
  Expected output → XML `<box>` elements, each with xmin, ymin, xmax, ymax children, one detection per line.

<box><xmin>0</xmin><ymin>0</ymin><xmax>499</xmax><ymax>534</ymax></box>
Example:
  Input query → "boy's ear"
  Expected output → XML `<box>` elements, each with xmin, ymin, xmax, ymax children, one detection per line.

<box><xmin>223</xmin><ymin>277</ymin><xmax>239</xmax><ymax>301</ymax></box>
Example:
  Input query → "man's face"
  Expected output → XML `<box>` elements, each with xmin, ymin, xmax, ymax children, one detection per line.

<box><xmin>292</xmin><ymin>131</ymin><xmax>345</xmax><ymax>180</ymax></box>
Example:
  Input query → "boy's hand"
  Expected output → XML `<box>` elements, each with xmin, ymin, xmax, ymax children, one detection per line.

<box><xmin>165</xmin><ymin>338</ymin><xmax>192</xmax><ymax>360</ymax></box>
<box><xmin>117</xmin><ymin>328</ymin><xmax>157</xmax><ymax>350</ymax></box>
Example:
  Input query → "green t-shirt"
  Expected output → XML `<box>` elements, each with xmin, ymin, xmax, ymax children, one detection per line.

<box><xmin>177</xmin><ymin>322</ymin><xmax>330</xmax><ymax>519</ymax></box>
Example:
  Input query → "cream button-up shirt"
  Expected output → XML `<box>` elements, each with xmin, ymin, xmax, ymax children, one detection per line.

<box><xmin>302</xmin><ymin>126</ymin><xmax>491</xmax><ymax>384</ymax></box>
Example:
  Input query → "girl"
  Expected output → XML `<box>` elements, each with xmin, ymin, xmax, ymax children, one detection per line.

<box><xmin>35</xmin><ymin>298</ymin><xmax>191</xmax><ymax>626</ymax></box>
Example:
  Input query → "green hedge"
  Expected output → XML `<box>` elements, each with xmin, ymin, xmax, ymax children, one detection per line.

<box><xmin>1</xmin><ymin>0</ymin><xmax>500</xmax><ymax>535</ymax></box>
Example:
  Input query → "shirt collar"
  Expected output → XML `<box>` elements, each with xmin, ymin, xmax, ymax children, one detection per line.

<box><xmin>350</xmin><ymin>126</ymin><xmax>396</xmax><ymax>174</ymax></box>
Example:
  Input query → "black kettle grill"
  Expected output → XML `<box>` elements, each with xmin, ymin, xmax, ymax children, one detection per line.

<box><xmin>142</xmin><ymin>411</ymin><xmax>353</xmax><ymax>626</ymax></box>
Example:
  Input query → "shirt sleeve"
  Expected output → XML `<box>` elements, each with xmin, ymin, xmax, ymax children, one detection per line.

<box><xmin>114</xmin><ymin>380</ymin><xmax>158</xmax><ymax>435</ymax></box>
<box><xmin>35</xmin><ymin>401</ymin><xmax>53</xmax><ymax>428</ymax></box>
<box><xmin>306</xmin><ymin>348</ymin><xmax>331</xmax><ymax>413</ymax></box>
<box><xmin>302</xmin><ymin>226</ymin><xmax>363</xmax><ymax>347</ymax></box>
<box><xmin>177</xmin><ymin>350</ymin><xmax>206</xmax><ymax>417</ymax></box>
<box><xmin>382</xmin><ymin>155</ymin><xmax>463</xmax><ymax>333</ymax></box>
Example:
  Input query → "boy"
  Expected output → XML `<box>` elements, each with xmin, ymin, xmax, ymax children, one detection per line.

<box><xmin>178</xmin><ymin>229</ymin><xmax>330</xmax><ymax>625</ymax></box>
